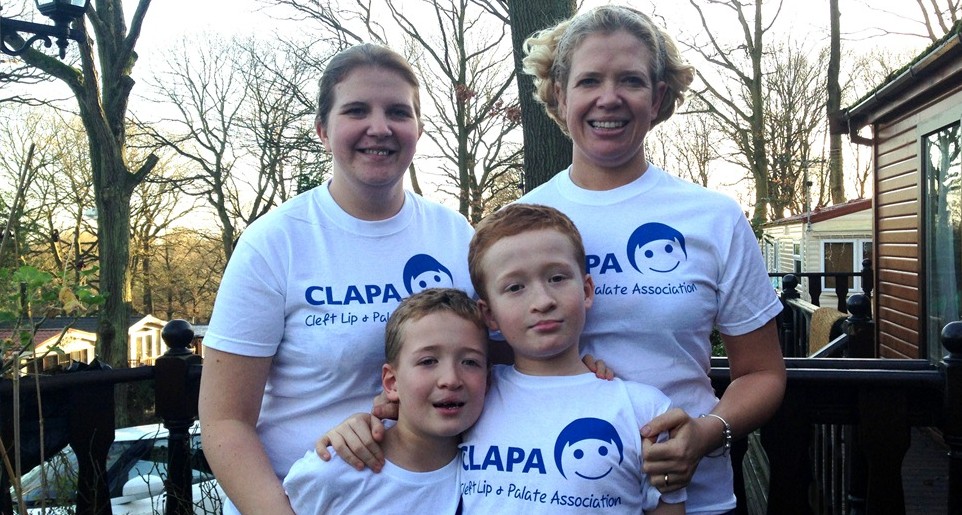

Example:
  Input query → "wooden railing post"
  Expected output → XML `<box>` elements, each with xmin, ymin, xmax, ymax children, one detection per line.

<box><xmin>860</xmin><ymin>258</ymin><xmax>874</xmax><ymax>298</ymax></box>
<box><xmin>942</xmin><ymin>321</ymin><xmax>962</xmax><ymax>513</ymax></box>
<box><xmin>832</xmin><ymin>273</ymin><xmax>851</xmax><ymax>312</ymax></box>
<box><xmin>843</xmin><ymin>294</ymin><xmax>875</xmax><ymax>359</ymax></box>
<box><xmin>842</xmin><ymin>293</ymin><xmax>877</xmax><ymax>514</ymax></box>
<box><xmin>154</xmin><ymin>320</ymin><xmax>202</xmax><ymax>515</ymax></box>
<box><xmin>68</xmin><ymin>360</ymin><xmax>115</xmax><ymax>515</ymax></box>
<box><xmin>780</xmin><ymin>274</ymin><xmax>800</xmax><ymax>355</ymax></box>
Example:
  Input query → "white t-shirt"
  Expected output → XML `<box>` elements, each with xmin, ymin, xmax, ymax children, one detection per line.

<box><xmin>284</xmin><ymin>448</ymin><xmax>461</xmax><ymax>514</ymax></box>
<box><xmin>459</xmin><ymin>365</ymin><xmax>685</xmax><ymax>514</ymax></box>
<box><xmin>521</xmin><ymin>165</ymin><xmax>782</xmax><ymax>513</ymax></box>
<box><xmin>204</xmin><ymin>181</ymin><xmax>474</xmax><ymax>483</ymax></box>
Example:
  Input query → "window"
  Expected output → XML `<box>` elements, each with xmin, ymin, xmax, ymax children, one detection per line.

<box><xmin>792</xmin><ymin>243</ymin><xmax>802</xmax><ymax>274</ymax></box>
<box><xmin>923</xmin><ymin>122</ymin><xmax>961</xmax><ymax>361</ymax></box>
<box><xmin>763</xmin><ymin>238</ymin><xmax>777</xmax><ymax>272</ymax></box>
<box><xmin>822</xmin><ymin>239</ymin><xmax>872</xmax><ymax>291</ymax></box>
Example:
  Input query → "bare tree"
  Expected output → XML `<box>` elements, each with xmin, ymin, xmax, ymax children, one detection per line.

<box><xmin>153</xmin><ymin>228</ymin><xmax>225</xmax><ymax>322</ymax></box>
<box><xmin>498</xmin><ymin>0</ymin><xmax>574</xmax><ymax>191</ymax></box>
<box><xmin>646</xmin><ymin>100</ymin><xmax>721</xmax><ymax>189</ymax></box>
<box><xmin>827</xmin><ymin>0</ymin><xmax>844</xmax><ymax>205</ymax></box>
<box><xmin>853</xmin><ymin>0</ymin><xmax>960</xmax><ymax>42</ymax></box>
<box><xmin>0</xmin><ymin>108</ymin><xmax>44</xmax><ymax>268</ymax></box>
<box><xmin>142</xmin><ymin>35</ymin><xmax>247</xmax><ymax>261</ymax></box>
<box><xmin>235</xmin><ymin>38</ymin><xmax>329</xmax><ymax>207</ymax></box>
<box><xmin>144</xmin><ymin>36</ymin><xmax>326</xmax><ymax>260</ymax></box>
<box><xmin>268</xmin><ymin>0</ymin><xmax>525</xmax><ymax>220</ymax></box>
<box><xmin>765</xmin><ymin>42</ymin><xmax>828</xmax><ymax>219</ymax></box>
<box><xmin>30</xmin><ymin>115</ymin><xmax>98</xmax><ymax>281</ymax></box>
<box><xmin>914</xmin><ymin>0</ymin><xmax>961</xmax><ymax>41</ymax></box>
<box><xmin>684</xmin><ymin>0</ymin><xmax>782</xmax><ymax>232</ymax></box>
<box><xmin>4</xmin><ymin>0</ymin><xmax>159</xmax><ymax>374</ymax></box>
<box><xmin>127</xmin><ymin>152</ymin><xmax>198</xmax><ymax>317</ymax></box>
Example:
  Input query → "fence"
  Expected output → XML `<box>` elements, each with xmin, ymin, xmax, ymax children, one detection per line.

<box><xmin>3</xmin><ymin>274</ymin><xmax>962</xmax><ymax>514</ymax></box>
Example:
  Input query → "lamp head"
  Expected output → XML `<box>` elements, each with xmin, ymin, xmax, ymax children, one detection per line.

<box><xmin>36</xmin><ymin>0</ymin><xmax>88</xmax><ymax>26</ymax></box>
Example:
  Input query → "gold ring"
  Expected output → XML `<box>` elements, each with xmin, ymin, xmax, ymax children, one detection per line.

<box><xmin>664</xmin><ymin>473</ymin><xmax>670</xmax><ymax>487</ymax></box>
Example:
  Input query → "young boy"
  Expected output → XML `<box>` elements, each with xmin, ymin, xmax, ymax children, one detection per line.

<box><xmin>319</xmin><ymin>204</ymin><xmax>684</xmax><ymax>513</ymax></box>
<box><xmin>282</xmin><ymin>288</ymin><xmax>488</xmax><ymax>513</ymax></box>
<box><xmin>459</xmin><ymin>203</ymin><xmax>684</xmax><ymax>514</ymax></box>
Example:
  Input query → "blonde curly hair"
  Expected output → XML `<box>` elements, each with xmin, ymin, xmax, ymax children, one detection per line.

<box><xmin>522</xmin><ymin>5</ymin><xmax>694</xmax><ymax>134</ymax></box>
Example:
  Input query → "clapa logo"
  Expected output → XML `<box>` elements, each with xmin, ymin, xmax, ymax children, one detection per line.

<box><xmin>553</xmin><ymin>418</ymin><xmax>624</xmax><ymax>480</ymax></box>
<box><xmin>403</xmin><ymin>254</ymin><xmax>455</xmax><ymax>294</ymax></box>
<box><xmin>626</xmin><ymin>223</ymin><xmax>687</xmax><ymax>275</ymax></box>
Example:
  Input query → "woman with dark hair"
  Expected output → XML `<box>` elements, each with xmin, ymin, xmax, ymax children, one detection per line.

<box><xmin>198</xmin><ymin>43</ymin><xmax>475</xmax><ymax>514</ymax></box>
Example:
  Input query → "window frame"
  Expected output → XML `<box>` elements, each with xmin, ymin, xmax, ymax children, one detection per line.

<box><xmin>919</xmin><ymin>108</ymin><xmax>962</xmax><ymax>361</ymax></box>
<box><xmin>820</xmin><ymin>238</ymin><xmax>872</xmax><ymax>293</ymax></box>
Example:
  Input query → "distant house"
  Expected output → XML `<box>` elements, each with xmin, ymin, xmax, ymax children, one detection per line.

<box><xmin>1</xmin><ymin>315</ymin><xmax>206</xmax><ymax>372</ymax></box>
<box><xmin>761</xmin><ymin>198</ymin><xmax>873</xmax><ymax>307</ymax></box>
<box><xmin>838</xmin><ymin>22</ymin><xmax>962</xmax><ymax>360</ymax></box>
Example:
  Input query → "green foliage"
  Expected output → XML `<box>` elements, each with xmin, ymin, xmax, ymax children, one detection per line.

<box><xmin>0</xmin><ymin>265</ymin><xmax>104</xmax><ymax>378</ymax></box>
<box><xmin>711</xmin><ymin>328</ymin><xmax>726</xmax><ymax>357</ymax></box>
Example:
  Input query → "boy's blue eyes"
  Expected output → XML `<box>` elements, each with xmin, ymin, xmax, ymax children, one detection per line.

<box><xmin>502</xmin><ymin>274</ymin><xmax>570</xmax><ymax>292</ymax></box>
<box><xmin>415</xmin><ymin>357</ymin><xmax>485</xmax><ymax>367</ymax></box>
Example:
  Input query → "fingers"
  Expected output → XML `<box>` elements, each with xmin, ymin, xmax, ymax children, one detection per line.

<box><xmin>641</xmin><ymin>409</ymin><xmax>699</xmax><ymax>493</ymax></box>
<box><xmin>316</xmin><ymin>413</ymin><xmax>386</xmax><ymax>472</ymax></box>
<box><xmin>371</xmin><ymin>399</ymin><xmax>399</xmax><ymax>420</ymax></box>
<box><xmin>582</xmin><ymin>353</ymin><xmax>615</xmax><ymax>380</ymax></box>
<box><xmin>642</xmin><ymin>438</ymin><xmax>694</xmax><ymax>493</ymax></box>
<box><xmin>315</xmin><ymin>434</ymin><xmax>333</xmax><ymax>461</ymax></box>
<box><xmin>371</xmin><ymin>390</ymin><xmax>400</xmax><ymax>420</ymax></box>
<box><xmin>641</xmin><ymin>407</ymin><xmax>688</xmax><ymax>439</ymax></box>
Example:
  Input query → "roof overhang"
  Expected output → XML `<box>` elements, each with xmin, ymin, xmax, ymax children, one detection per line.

<box><xmin>837</xmin><ymin>24</ymin><xmax>962</xmax><ymax>141</ymax></box>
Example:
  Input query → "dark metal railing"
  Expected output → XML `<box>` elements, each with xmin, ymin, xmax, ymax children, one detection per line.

<box><xmin>768</xmin><ymin>258</ymin><xmax>874</xmax><ymax>314</ymax></box>
<box><xmin>0</xmin><ymin>320</ymin><xmax>202</xmax><ymax>515</ymax></box>
<box><xmin>4</xmin><ymin>288</ymin><xmax>961</xmax><ymax>515</ymax></box>
<box><xmin>717</xmin><ymin>260</ymin><xmax>959</xmax><ymax>513</ymax></box>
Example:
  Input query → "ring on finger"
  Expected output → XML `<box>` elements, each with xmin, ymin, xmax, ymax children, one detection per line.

<box><xmin>664</xmin><ymin>473</ymin><xmax>670</xmax><ymax>487</ymax></box>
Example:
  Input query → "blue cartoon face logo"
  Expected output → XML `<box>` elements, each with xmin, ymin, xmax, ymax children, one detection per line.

<box><xmin>627</xmin><ymin>223</ymin><xmax>687</xmax><ymax>274</ymax></box>
<box><xmin>403</xmin><ymin>254</ymin><xmax>454</xmax><ymax>295</ymax></box>
<box><xmin>554</xmin><ymin>418</ymin><xmax>624</xmax><ymax>480</ymax></box>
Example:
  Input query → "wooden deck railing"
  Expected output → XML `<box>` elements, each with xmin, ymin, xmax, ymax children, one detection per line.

<box><xmin>719</xmin><ymin>266</ymin><xmax>961</xmax><ymax>514</ymax></box>
<box><xmin>768</xmin><ymin>258</ymin><xmax>874</xmax><ymax>314</ymax></box>
<box><xmin>0</xmin><ymin>321</ymin><xmax>202</xmax><ymax>515</ymax></box>
<box><xmin>2</xmin><ymin>267</ymin><xmax>961</xmax><ymax>514</ymax></box>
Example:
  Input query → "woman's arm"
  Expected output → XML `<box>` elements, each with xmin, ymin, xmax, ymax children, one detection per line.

<box><xmin>641</xmin><ymin>318</ymin><xmax>785</xmax><ymax>492</ymax></box>
<box><xmin>199</xmin><ymin>348</ymin><xmax>295</xmax><ymax>515</ymax></box>
<box><xmin>714</xmin><ymin>318</ymin><xmax>786</xmax><ymax>439</ymax></box>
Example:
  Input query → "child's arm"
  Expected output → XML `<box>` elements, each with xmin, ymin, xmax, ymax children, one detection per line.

<box><xmin>315</xmin><ymin>412</ymin><xmax>386</xmax><ymax>472</ymax></box>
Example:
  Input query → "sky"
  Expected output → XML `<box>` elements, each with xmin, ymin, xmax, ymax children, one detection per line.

<box><xmin>134</xmin><ymin>0</ymin><xmax>934</xmax><ymax>76</ymax></box>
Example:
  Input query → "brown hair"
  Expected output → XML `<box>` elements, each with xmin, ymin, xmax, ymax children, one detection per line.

<box><xmin>384</xmin><ymin>288</ymin><xmax>487</xmax><ymax>364</ymax></box>
<box><xmin>315</xmin><ymin>43</ymin><xmax>422</xmax><ymax>129</ymax></box>
<box><xmin>468</xmin><ymin>203</ymin><xmax>586</xmax><ymax>301</ymax></box>
<box><xmin>522</xmin><ymin>5</ymin><xmax>694</xmax><ymax>134</ymax></box>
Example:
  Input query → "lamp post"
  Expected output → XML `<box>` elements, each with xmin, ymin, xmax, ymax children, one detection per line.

<box><xmin>0</xmin><ymin>0</ymin><xmax>88</xmax><ymax>59</ymax></box>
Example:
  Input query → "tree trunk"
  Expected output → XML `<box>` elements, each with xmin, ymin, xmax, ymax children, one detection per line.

<box><xmin>749</xmin><ymin>0</ymin><xmax>770</xmax><ymax>233</ymax></box>
<box><xmin>142</xmin><ymin>238</ymin><xmax>153</xmax><ymax>315</ymax></box>
<box><xmin>91</xmin><ymin>154</ymin><xmax>135</xmax><ymax>368</ymax></box>
<box><xmin>827</xmin><ymin>0</ymin><xmax>845</xmax><ymax>204</ymax></box>
<box><xmin>506</xmin><ymin>0</ymin><xmax>574</xmax><ymax>192</ymax></box>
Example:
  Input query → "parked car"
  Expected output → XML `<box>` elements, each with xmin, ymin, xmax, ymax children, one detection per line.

<box><xmin>13</xmin><ymin>421</ymin><xmax>224</xmax><ymax>515</ymax></box>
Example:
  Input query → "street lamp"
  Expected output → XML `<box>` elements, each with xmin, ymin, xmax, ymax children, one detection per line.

<box><xmin>0</xmin><ymin>0</ymin><xmax>88</xmax><ymax>59</ymax></box>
